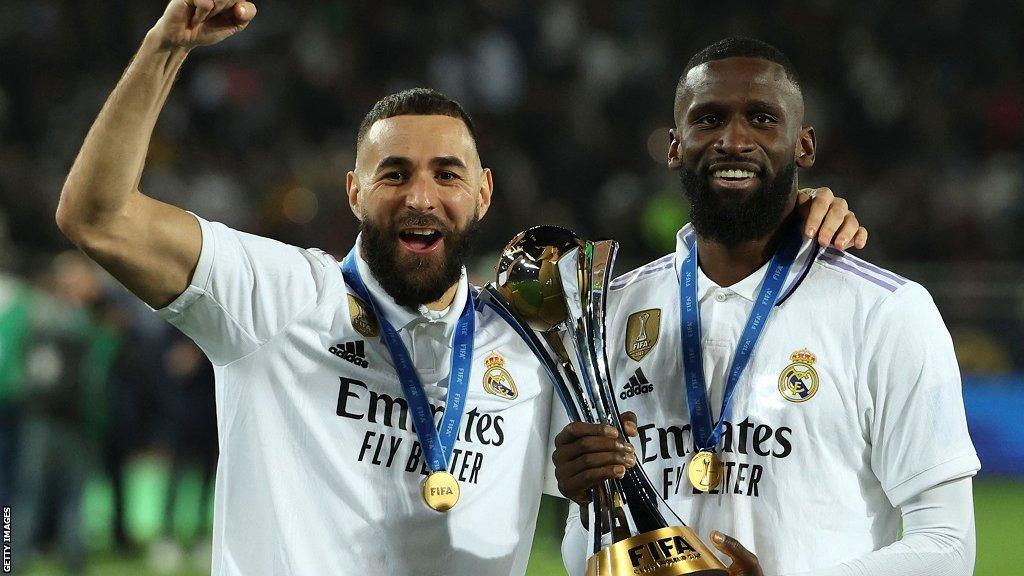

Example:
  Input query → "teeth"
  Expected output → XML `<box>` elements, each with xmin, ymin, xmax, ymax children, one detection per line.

<box><xmin>405</xmin><ymin>229</ymin><xmax>437</xmax><ymax>235</ymax></box>
<box><xmin>714</xmin><ymin>169</ymin><xmax>756</xmax><ymax>179</ymax></box>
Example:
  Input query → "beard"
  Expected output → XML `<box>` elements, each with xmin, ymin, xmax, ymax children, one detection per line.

<box><xmin>679</xmin><ymin>160</ymin><xmax>797</xmax><ymax>248</ymax></box>
<box><xmin>359</xmin><ymin>210</ymin><xmax>480</xmax><ymax>308</ymax></box>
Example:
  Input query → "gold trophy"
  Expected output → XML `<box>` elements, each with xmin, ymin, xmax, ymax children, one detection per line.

<box><xmin>480</xmin><ymin>226</ymin><xmax>726</xmax><ymax>576</ymax></box>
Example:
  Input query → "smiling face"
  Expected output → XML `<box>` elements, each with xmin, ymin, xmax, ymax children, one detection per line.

<box><xmin>669</xmin><ymin>57</ymin><xmax>815</xmax><ymax>246</ymax></box>
<box><xmin>347</xmin><ymin>114</ymin><xmax>493</xmax><ymax>307</ymax></box>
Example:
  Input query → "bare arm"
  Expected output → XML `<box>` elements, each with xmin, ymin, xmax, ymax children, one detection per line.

<box><xmin>55</xmin><ymin>0</ymin><xmax>256</xmax><ymax>309</ymax></box>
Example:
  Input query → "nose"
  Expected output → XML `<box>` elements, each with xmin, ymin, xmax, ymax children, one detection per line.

<box><xmin>714</xmin><ymin>118</ymin><xmax>756</xmax><ymax>157</ymax></box>
<box><xmin>404</xmin><ymin>171</ymin><xmax>438</xmax><ymax>213</ymax></box>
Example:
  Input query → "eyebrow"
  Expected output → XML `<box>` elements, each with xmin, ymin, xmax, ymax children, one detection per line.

<box><xmin>373</xmin><ymin>155</ymin><xmax>468</xmax><ymax>173</ymax></box>
<box><xmin>430</xmin><ymin>156</ymin><xmax>468</xmax><ymax>170</ymax></box>
<box><xmin>686</xmin><ymin>99</ymin><xmax>786</xmax><ymax>118</ymax></box>
<box><xmin>374</xmin><ymin>156</ymin><xmax>412</xmax><ymax>173</ymax></box>
<box><xmin>747</xmin><ymin>99</ymin><xmax>786</xmax><ymax>116</ymax></box>
<box><xmin>686</xmin><ymin>101</ymin><xmax>720</xmax><ymax>118</ymax></box>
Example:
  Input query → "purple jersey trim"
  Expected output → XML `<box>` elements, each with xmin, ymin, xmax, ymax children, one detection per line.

<box><xmin>817</xmin><ymin>253</ymin><xmax>901</xmax><ymax>292</ymax></box>
<box><xmin>609</xmin><ymin>253</ymin><xmax>674</xmax><ymax>291</ymax></box>
<box><xmin>823</xmin><ymin>248</ymin><xmax>907</xmax><ymax>286</ymax></box>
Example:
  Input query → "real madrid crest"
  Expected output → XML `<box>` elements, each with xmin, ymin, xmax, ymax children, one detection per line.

<box><xmin>625</xmin><ymin>309</ymin><xmax>661</xmax><ymax>362</ymax></box>
<box><xmin>483</xmin><ymin>351</ymin><xmax>518</xmax><ymax>400</ymax></box>
<box><xmin>347</xmin><ymin>294</ymin><xmax>379</xmax><ymax>338</ymax></box>
<box><xmin>778</xmin><ymin>348</ymin><xmax>819</xmax><ymax>403</ymax></box>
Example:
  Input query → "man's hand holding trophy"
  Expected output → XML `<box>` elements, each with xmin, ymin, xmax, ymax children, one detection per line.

<box><xmin>480</xmin><ymin>226</ymin><xmax>728</xmax><ymax>576</ymax></box>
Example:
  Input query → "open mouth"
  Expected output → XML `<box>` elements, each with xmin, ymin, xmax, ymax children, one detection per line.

<box><xmin>713</xmin><ymin>168</ymin><xmax>757</xmax><ymax>180</ymax></box>
<box><xmin>398</xmin><ymin>228</ymin><xmax>444</xmax><ymax>254</ymax></box>
<box><xmin>709</xmin><ymin>166</ymin><xmax>761</xmax><ymax>191</ymax></box>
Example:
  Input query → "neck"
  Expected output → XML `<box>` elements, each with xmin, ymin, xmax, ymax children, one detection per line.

<box><xmin>695</xmin><ymin>202</ymin><xmax>798</xmax><ymax>287</ymax></box>
<box><xmin>424</xmin><ymin>282</ymin><xmax>460</xmax><ymax>311</ymax></box>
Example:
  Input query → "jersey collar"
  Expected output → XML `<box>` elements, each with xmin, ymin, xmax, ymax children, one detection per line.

<box><xmin>353</xmin><ymin>237</ymin><xmax>469</xmax><ymax>340</ymax></box>
<box><xmin>674</xmin><ymin>223</ymin><xmax>820</xmax><ymax>304</ymax></box>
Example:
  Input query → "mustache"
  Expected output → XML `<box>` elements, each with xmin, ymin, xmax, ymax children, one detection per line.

<box><xmin>700</xmin><ymin>156</ymin><xmax>764</xmax><ymax>175</ymax></box>
<box><xmin>390</xmin><ymin>211</ymin><xmax>454</xmax><ymax>236</ymax></box>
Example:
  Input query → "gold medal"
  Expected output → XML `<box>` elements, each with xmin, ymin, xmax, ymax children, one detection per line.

<box><xmin>687</xmin><ymin>450</ymin><xmax>723</xmax><ymax>492</ymax></box>
<box><xmin>422</xmin><ymin>471</ymin><xmax>460</xmax><ymax>512</ymax></box>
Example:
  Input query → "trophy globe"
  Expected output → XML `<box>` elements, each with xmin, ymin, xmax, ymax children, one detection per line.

<box><xmin>494</xmin><ymin>226</ymin><xmax>582</xmax><ymax>332</ymax></box>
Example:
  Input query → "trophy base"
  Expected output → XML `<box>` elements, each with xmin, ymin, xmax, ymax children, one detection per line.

<box><xmin>585</xmin><ymin>526</ymin><xmax>728</xmax><ymax>576</ymax></box>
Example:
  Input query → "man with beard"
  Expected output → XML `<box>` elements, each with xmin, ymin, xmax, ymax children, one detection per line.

<box><xmin>55</xmin><ymin>0</ymin><xmax>552</xmax><ymax>568</ymax></box>
<box><xmin>54</xmin><ymin>2</ymin><xmax>867</xmax><ymax>573</ymax></box>
<box><xmin>550</xmin><ymin>38</ymin><xmax>979</xmax><ymax>576</ymax></box>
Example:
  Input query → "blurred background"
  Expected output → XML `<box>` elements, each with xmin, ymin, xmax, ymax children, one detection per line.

<box><xmin>1</xmin><ymin>0</ymin><xmax>1022</xmax><ymax>574</ymax></box>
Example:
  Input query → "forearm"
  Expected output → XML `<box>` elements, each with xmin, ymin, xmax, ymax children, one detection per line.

<box><xmin>57</xmin><ymin>29</ymin><xmax>188</xmax><ymax>234</ymax></box>
<box><xmin>785</xmin><ymin>478</ymin><xmax>976</xmax><ymax>576</ymax></box>
<box><xmin>796</xmin><ymin>530</ymin><xmax>975</xmax><ymax>576</ymax></box>
<box><xmin>562</xmin><ymin>501</ymin><xmax>589</xmax><ymax>576</ymax></box>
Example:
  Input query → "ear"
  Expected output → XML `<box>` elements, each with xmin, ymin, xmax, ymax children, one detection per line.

<box><xmin>795</xmin><ymin>125</ymin><xmax>816</xmax><ymax>169</ymax></box>
<box><xmin>346</xmin><ymin>171</ymin><xmax>362</xmax><ymax>220</ymax></box>
<box><xmin>476</xmin><ymin>167</ymin><xmax>494</xmax><ymax>220</ymax></box>
<box><xmin>667</xmin><ymin>128</ymin><xmax>683</xmax><ymax>170</ymax></box>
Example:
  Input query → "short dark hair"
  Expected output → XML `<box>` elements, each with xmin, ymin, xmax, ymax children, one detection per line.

<box><xmin>679</xmin><ymin>37</ymin><xmax>801</xmax><ymax>92</ymax></box>
<box><xmin>356</xmin><ymin>88</ymin><xmax>478</xmax><ymax>151</ymax></box>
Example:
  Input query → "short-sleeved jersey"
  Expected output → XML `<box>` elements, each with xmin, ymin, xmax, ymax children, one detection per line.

<box><xmin>558</xmin><ymin>224</ymin><xmax>980</xmax><ymax>575</ymax></box>
<box><xmin>157</xmin><ymin>216</ymin><xmax>553</xmax><ymax>576</ymax></box>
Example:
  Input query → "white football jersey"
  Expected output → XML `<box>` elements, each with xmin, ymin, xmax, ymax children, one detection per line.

<box><xmin>157</xmin><ymin>216</ymin><xmax>553</xmax><ymax>576</ymax></box>
<box><xmin>557</xmin><ymin>224</ymin><xmax>980</xmax><ymax>575</ymax></box>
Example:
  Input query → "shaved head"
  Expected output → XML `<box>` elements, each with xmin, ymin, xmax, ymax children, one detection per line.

<box><xmin>676</xmin><ymin>38</ymin><xmax>803</xmax><ymax>120</ymax></box>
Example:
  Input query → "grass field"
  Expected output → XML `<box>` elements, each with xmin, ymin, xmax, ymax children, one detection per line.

<box><xmin>529</xmin><ymin>479</ymin><xmax>1024</xmax><ymax>575</ymax></box>
<box><xmin>15</xmin><ymin>458</ymin><xmax>1023</xmax><ymax>575</ymax></box>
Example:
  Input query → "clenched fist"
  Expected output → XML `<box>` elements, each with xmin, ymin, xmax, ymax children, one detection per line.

<box><xmin>153</xmin><ymin>0</ymin><xmax>257</xmax><ymax>50</ymax></box>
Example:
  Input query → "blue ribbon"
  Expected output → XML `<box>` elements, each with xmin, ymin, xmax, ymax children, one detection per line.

<box><xmin>340</xmin><ymin>250</ymin><xmax>475</xmax><ymax>472</ymax></box>
<box><xmin>680</xmin><ymin>229</ymin><xmax>801</xmax><ymax>453</ymax></box>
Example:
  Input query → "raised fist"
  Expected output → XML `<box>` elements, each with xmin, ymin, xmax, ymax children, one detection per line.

<box><xmin>152</xmin><ymin>0</ymin><xmax>257</xmax><ymax>50</ymax></box>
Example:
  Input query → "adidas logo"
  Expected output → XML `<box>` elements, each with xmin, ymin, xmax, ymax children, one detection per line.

<box><xmin>329</xmin><ymin>341</ymin><xmax>368</xmax><ymax>368</ymax></box>
<box><xmin>619</xmin><ymin>368</ymin><xmax>653</xmax><ymax>400</ymax></box>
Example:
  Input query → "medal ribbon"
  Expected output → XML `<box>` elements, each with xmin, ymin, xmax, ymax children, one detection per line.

<box><xmin>680</xmin><ymin>227</ymin><xmax>801</xmax><ymax>453</ymax></box>
<box><xmin>341</xmin><ymin>250</ymin><xmax>475</xmax><ymax>472</ymax></box>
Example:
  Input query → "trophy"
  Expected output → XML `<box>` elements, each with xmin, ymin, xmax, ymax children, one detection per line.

<box><xmin>479</xmin><ymin>226</ymin><xmax>727</xmax><ymax>576</ymax></box>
